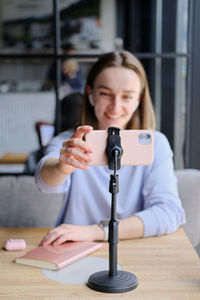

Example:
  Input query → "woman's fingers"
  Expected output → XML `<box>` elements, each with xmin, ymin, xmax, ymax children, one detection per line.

<box><xmin>40</xmin><ymin>224</ymin><xmax>102</xmax><ymax>246</ymax></box>
<box><xmin>41</xmin><ymin>225</ymin><xmax>71</xmax><ymax>246</ymax></box>
<box><xmin>52</xmin><ymin>234</ymin><xmax>70</xmax><ymax>246</ymax></box>
<box><xmin>61</xmin><ymin>145</ymin><xmax>93</xmax><ymax>162</ymax></box>
<box><xmin>60</xmin><ymin>145</ymin><xmax>93</xmax><ymax>169</ymax></box>
<box><xmin>59</xmin><ymin>126</ymin><xmax>94</xmax><ymax>170</ymax></box>
<box><xmin>60</xmin><ymin>155</ymin><xmax>90</xmax><ymax>170</ymax></box>
<box><xmin>72</xmin><ymin>125</ymin><xmax>93</xmax><ymax>140</ymax></box>
<box><xmin>41</xmin><ymin>231</ymin><xmax>59</xmax><ymax>246</ymax></box>
<box><xmin>63</xmin><ymin>137</ymin><xmax>93</xmax><ymax>153</ymax></box>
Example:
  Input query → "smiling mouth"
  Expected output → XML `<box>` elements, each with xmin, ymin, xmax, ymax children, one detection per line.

<box><xmin>105</xmin><ymin>113</ymin><xmax>120</xmax><ymax>119</ymax></box>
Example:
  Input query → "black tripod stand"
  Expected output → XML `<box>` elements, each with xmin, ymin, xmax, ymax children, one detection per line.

<box><xmin>88</xmin><ymin>127</ymin><xmax>138</xmax><ymax>293</ymax></box>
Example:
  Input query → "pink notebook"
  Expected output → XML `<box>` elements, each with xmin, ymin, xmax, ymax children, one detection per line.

<box><xmin>15</xmin><ymin>241</ymin><xmax>104</xmax><ymax>270</ymax></box>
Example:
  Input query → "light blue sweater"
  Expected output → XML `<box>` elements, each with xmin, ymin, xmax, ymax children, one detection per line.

<box><xmin>35</xmin><ymin>130</ymin><xmax>185</xmax><ymax>237</ymax></box>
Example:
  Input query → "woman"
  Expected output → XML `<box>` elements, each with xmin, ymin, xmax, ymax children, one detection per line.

<box><xmin>36</xmin><ymin>51</ymin><xmax>185</xmax><ymax>246</ymax></box>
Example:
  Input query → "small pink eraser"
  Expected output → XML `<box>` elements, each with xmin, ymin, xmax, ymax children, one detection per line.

<box><xmin>4</xmin><ymin>239</ymin><xmax>26</xmax><ymax>251</ymax></box>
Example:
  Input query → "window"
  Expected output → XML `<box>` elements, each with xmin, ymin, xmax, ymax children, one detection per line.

<box><xmin>0</xmin><ymin>0</ymin><xmax>117</xmax><ymax>174</ymax></box>
<box><xmin>117</xmin><ymin>0</ymin><xmax>189</xmax><ymax>169</ymax></box>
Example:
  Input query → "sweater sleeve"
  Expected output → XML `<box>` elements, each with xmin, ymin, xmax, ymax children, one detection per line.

<box><xmin>135</xmin><ymin>132</ymin><xmax>186</xmax><ymax>237</ymax></box>
<box><xmin>35</xmin><ymin>131</ymin><xmax>73</xmax><ymax>194</ymax></box>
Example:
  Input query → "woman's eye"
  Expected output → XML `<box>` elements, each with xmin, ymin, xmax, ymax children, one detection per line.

<box><xmin>123</xmin><ymin>95</ymin><xmax>132</xmax><ymax>101</ymax></box>
<box><xmin>100</xmin><ymin>92</ymin><xmax>112</xmax><ymax>97</ymax></box>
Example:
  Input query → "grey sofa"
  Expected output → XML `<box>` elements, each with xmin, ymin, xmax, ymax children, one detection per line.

<box><xmin>175</xmin><ymin>169</ymin><xmax>200</xmax><ymax>257</ymax></box>
<box><xmin>0</xmin><ymin>175</ymin><xmax>63</xmax><ymax>228</ymax></box>
<box><xmin>0</xmin><ymin>169</ymin><xmax>200</xmax><ymax>257</ymax></box>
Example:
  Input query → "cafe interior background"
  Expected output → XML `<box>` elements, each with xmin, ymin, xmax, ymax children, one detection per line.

<box><xmin>0</xmin><ymin>0</ymin><xmax>199</xmax><ymax>175</ymax></box>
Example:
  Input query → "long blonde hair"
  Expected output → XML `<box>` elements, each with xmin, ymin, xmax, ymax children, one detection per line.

<box><xmin>80</xmin><ymin>50</ymin><xmax>156</xmax><ymax>130</ymax></box>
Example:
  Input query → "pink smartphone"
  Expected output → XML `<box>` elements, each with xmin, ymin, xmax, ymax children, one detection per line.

<box><xmin>85</xmin><ymin>130</ymin><xmax>154</xmax><ymax>166</ymax></box>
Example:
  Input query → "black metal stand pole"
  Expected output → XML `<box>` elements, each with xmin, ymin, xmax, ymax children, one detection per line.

<box><xmin>108</xmin><ymin>156</ymin><xmax>119</xmax><ymax>277</ymax></box>
<box><xmin>88</xmin><ymin>128</ymin><xmax>138</xmax><ymax>293</ymax></box>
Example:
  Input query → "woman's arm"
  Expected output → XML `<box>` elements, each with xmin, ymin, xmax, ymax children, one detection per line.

<box><xmin>39</xmin><ymin>125</ymin><xmax>93</xmax><ymax>187</ymax></box>
<box><xmin>40</xmin><ymin>216</ymin><xmax>144</xmax><ymax>246</ymax></box>
<box><xmin>41</xmin><ymin>157</ymin><xmax>73</xmax><ymax>186</ymax></box>
<box><xmin>118</xmin><ymin>215</ymin><xmax>144</xmax><ymax>239</ymax></box>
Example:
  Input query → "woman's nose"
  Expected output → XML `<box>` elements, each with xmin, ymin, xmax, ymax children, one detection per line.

<box><xmin>109</xmin><ymin>96</ymin><xmax>121</xmax><ymax>113</ymax></box>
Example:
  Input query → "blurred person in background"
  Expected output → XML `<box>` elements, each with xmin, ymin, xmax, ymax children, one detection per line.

<box><xmin>43</xmin><ymin>42</ymin><xmax>84</xmax><ymax>93</ymax></box>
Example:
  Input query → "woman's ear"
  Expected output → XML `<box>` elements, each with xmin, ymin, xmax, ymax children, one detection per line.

<box><xmin>86</xmin><ymin>85</ymin><xmax>94</xmax><ymax>106</ymax></box>
<box><xmin>88</xmin><ymin>94</ymin><xmax>94</xmax><ymax>106</ymax></box>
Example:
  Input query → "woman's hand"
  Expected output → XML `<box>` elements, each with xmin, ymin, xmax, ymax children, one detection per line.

<box><xmin>41</xmin><ymin>125</ymin><xmax>94</xmax><ymax>187</ymax></box>
<box><xmin>40</xmin><ymin>224</ymin><xmax>104</xmax><ymax>246</ymax></box>
<box><xmin>58</xmin><ymin>125</ymin><xmax>94</xmax><ymax>175</ymax></box>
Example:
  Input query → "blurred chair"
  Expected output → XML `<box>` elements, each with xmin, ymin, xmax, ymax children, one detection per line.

<box><xmin>35</xmin><ymin>121</ymin><xmax>55</xmax><ymax>148</ymax></box>
<box><xmin>176</xmin><ymin>168</ymin><xmax>200</xmax><ymax>257</ymax></box>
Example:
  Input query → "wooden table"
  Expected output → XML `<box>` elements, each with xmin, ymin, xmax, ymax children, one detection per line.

<box><xmin>0</xmin><ymin>228</ymin><xmax>200</xmax><ymax>299</ymax></box>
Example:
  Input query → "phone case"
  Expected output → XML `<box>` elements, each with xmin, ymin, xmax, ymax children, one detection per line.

<box><xmin>85</xmin><ymin>130</ymin><xmax>154</xmax><ymax>166</ymax></box>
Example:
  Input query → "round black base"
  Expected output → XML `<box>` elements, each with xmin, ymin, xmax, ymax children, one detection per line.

<box><xmin>88</xmin><ymin>270</ymin><xmax>138</xmax><ymax>293</ymax></box>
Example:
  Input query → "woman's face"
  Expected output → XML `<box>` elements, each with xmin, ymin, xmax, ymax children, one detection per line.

<box><xmin>88</xmin><ymin>66</ymin><xmax>141</xmax><ymax>130</ymax></box>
